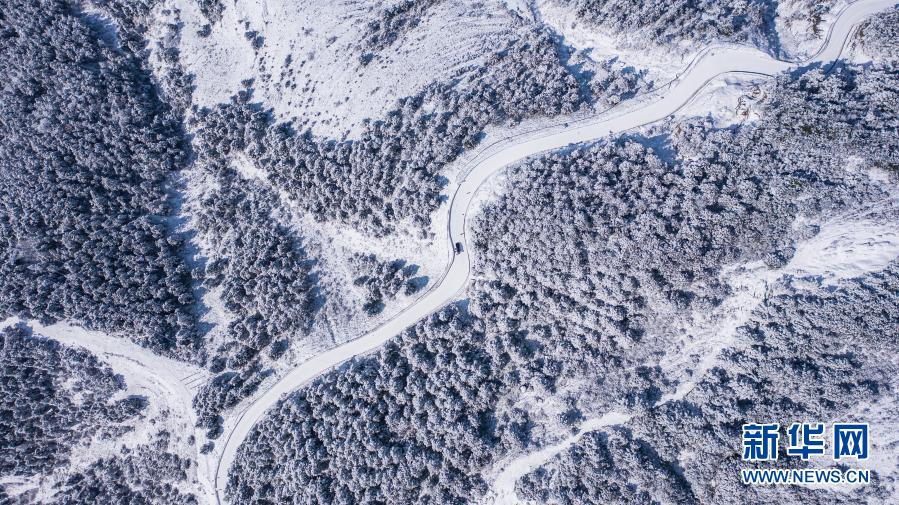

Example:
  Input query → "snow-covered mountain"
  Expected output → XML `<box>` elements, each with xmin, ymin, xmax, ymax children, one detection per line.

<box><xmin>1</xmin><ymin>1</ymin><xmax>897</xmax><ymax>504</ymax></box>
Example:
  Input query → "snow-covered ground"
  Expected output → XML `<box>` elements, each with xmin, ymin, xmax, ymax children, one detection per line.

<box><xmin>210</xmin><ymin>2</ymin><xmax>898</xmax><ymax>501</ymax></box>
<box><xmin>0</xmin><ymin>318</ymin><xmax>214</xmax><ymax>504</ymax></box>
<box><xmin>480</xmin><ymin>190</ymin><xmax>899</xmax><ymax>505</ymax></box>
<box><xmin>674</xmin><ymin>75</ymin><xmax>769</xmax><ymax>126</ymax></box>
<box><xmin>169</xmin><ymin>0</ymin><xmax>525</xmax><ymax>139</ymax></box>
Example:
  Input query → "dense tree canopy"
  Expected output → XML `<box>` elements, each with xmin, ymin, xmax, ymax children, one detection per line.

<box><xmin>0</xmin><ymin>0</ymin><xmax>200</xmax><ymax>360</ymax></box>
<box><xmin>228</xmin><ymin>62</ymin><xmax>898</xmax><ymax>504</ymax></box>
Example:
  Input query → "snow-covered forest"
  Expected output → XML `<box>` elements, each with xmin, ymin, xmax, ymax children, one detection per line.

<box><xmin>179</xmin><ymin>16</ymin><xmax>598</xmax><ymax>442</ymax></box>
<box><xmin>517</xmin><ymin>263</ymin><xmax>899</xmax><ymax>504</ymax></box>
<box><xmin>192</xmin><ymin>26</ymin><xmax>587</xmax><ymax>238</ymax></box>
<box><xmin>552</xmin><ymin>0</ymin><xmax>781</xmax><ymax>49</ymax></box>
<box><xmin>1</xmin><ymin>0</ymin><xmax>897</xmax><ymax>503</ymax></box>
<box><xmin>226</xmin><ymin>61</ymin><xmax>899</xmax><ymax>503</ymax></box>
<box><xmin>0</xmin><ymin>0</ymin><xmax>200</xmax><ymax>361</ymax></box>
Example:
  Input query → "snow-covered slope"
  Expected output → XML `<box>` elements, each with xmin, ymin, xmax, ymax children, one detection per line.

<box><xmin>171</xmin><ymin>0</ymin><xmax>528</xmax><ymax>138</ymax></box>
<box><xmin>213</xmin><ymin>2</ymin><xmax>898</xmax><ymax>501</ymax></box>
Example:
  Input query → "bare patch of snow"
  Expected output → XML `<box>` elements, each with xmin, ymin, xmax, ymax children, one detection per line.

<box><xmin>674</xmin><ymin>75</ymin><xmax>769</xmax><ymax>127</ymax></box>
<box><xmin>170</xmin><ymin>0</ymin><xmax>523</xmax><ymax>139</ymax></box>
<box><xmin>786</xmin><ymin>218</ymin><xmax>899</xmax><ymax>285</ymax></box>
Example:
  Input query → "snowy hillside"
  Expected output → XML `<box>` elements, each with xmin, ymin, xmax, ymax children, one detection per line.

<box><xmin>1</xmin><ymin>0</ymin><xmax>897</xmax><ymax>504</ymax></box>
<box><xmin>171</xmin><ymin>0</ymin><xmax>533</xmax><ymax>139</ymax></box>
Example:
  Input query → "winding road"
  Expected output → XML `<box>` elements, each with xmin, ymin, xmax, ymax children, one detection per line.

<box><xmin>212</xmin><ymin>1</ymin><xmax>896</xmax><ymax>502</ymax></box>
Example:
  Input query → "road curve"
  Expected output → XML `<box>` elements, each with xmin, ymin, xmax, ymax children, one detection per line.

<box><xmin>212</xmin><ymin>1</ymin><xmax>894</xmax><ymax>501</ymax></box>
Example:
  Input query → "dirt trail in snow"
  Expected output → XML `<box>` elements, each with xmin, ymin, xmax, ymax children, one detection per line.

<box><xmin>210</xmin><ymin>2</ymin><xmax>897</xmax><ymax>502</ymax></box>
<box><xmin>487</xmin><ymin>411</ymin><xmax>634</xmax><ymax>505</ymax></box>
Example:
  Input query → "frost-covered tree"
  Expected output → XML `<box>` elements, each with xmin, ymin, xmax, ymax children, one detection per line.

<box><xmin>195</xmin><ymin>0</ymin><xmax>224</xmax><ymax>25</ymax></box>
<box><xmin>0</xmin><ymin>324</ymin><xmax>147</xmax><ymax>478</ymax></box>
<box><xmin>188</xmin><ymin>111</ymin><xmax>319</xmax><ymax>438</ymax></box>
<box><xmin>228</xmin><ymin>304</ymin><xmax>518</xmax><ymax>504</ymax></box>
<box><xmin>50</xmin><ymin>432</ymin><xmax>199</xmax><ymax>505</ymax></box>
<box><xmin>517</xmin><ymin>427</ymin><xmax>696</xmax><ymax>504</ymax></box>
<box><xmin>590</xmin><ymin>58</ymin><xmax>651</xmax><ymax>107</ymax></box>
<box><xmin>226</xmin><ymin>62</ymin><xmax>899</xmax><ymax>504</ymax></box>
<box><xmin>349</xmin><ymin>253</ymin><xmax>426</xmax><ymax>315</ymax></box>
<box><xmin>0</xmin><ymin>0</ymin><xmax>200</xmax><ymax>360</ymax></box>
<box><xmin>855</xmin><ymin>5</ymin><xmax>899</xmax><ymax>61</ymax></box>
<box><xmin>359</xmin><ymin>0</ymin><xmax>440</xmax><ymax>59</ymax></box>
<box><xmin>554</xmin><ymin>0</ymin><xmax>779</xmax><ymax>51</ymax></box>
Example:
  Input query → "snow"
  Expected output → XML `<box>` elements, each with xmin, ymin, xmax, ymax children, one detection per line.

<box><xmin>170</xmin><ymin>0</ymin><xmax>524</xmax><ymax>139</ymax></box>
<box><xmin>0</xmin><ymin>318</ymin><xmax>214</xmax><ymax>504</ymax></box>
<box><xmin>786</xmin><ymin>216</ymin><xmax>899</xmax><ymax>286</ymax></box>
<box><xmin>211</xmin><ymin>2</ymin><xmax>899</xmax><ymax>502</ymax></box>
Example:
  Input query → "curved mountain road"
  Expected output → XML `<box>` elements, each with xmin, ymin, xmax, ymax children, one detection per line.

<box><xmin>211</xmin><ymin>1</ymin><xmax>895</xmax><ymax>501</ymax></box>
